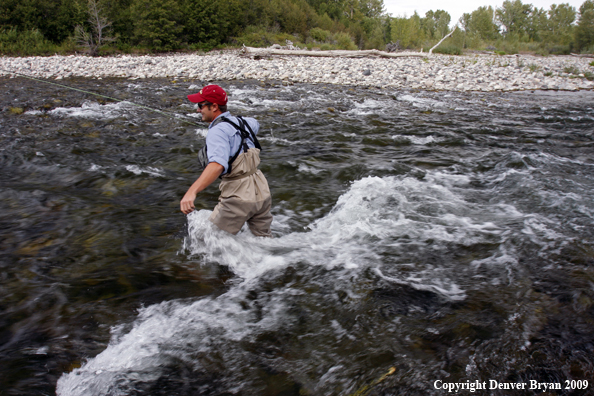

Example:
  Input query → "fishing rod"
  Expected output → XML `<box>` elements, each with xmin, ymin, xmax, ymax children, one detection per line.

<box><xmin>1</xmin><ymin>68</ymin><xmax>201</xmax><ymax>127</ymax></box>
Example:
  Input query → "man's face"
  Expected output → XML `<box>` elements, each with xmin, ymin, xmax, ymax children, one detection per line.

<box><xmin>198</xmin><ymin>102</ymin><xmax>217</xmax><ymax>122</ymax></box>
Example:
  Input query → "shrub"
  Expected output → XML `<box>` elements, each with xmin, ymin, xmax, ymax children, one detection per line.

<box><xmin>309</xmin><ymin>27</ymin><xmax>332</xmax><ymax>43</ymax></box>
<box><xmin>547</xmin><ymin>44</ymin><xmax>571</xmax><ymax>55</ymax></box>
<box><xmin>582</xmin><ymin>44</ymin><xmax>594</xmax><ymax>54</ymax></box>
<box><xmin>333</xmin><ymin>32</ymin><xmax>357</xmax><ymax>50</ymax></box>
<box><xmin>433</xmin><ymin>45</ymin><xmax>462</xmax><ymax>55</ymax></box>
<box><xmin>0</xmin><ymin>28</ymin><xmax>59</xmax><ymax>55</ymax></box>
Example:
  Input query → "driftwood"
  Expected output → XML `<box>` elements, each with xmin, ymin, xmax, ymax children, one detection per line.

<box><xmin>241</xmin><ymin>27</ymin><xmax>460</xmax><ymax>59</ymax></box>
<box><xmin>428</xmin><ymin>25</ymin><xmax>458</xmax><ymax>55</ymax></box>
<box><xmin>570</xmin><ymin>53</ymin><xmax>594</xmax><ymax>58</ymax></box>
<box><xmin>240</xmin><ymin>46</ymin><xmax>426</xmax><ymax>59</ymax></box>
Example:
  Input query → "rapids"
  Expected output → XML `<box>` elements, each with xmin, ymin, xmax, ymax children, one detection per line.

<box><xmin>1</xmin><ymin>77</ymin><xmax>594</xmax><ymax>395</ymax></box>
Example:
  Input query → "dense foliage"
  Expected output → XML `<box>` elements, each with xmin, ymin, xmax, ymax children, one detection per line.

<box><xmin>0</xmin><ymin>0</ymin><xmax>593</xmax><ymax>55</ymax></box>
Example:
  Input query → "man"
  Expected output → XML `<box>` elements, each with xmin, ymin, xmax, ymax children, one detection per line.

<box><xmin>180</xmin><ymin>84</ymin><xmax>273</xmax><ymax>237</ymax></box>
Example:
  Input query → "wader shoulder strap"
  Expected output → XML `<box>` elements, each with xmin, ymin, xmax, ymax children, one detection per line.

<box><xmin>196</xmin><ymin>116</ymin><xmax>261</xmax><ymax>175</ymax></box>
<box><xmin>219</xmin><ymin>116</ymin><xmax>261</xmax><ymax>175</ymax></box>
<box><xmin>220</xmin><ymin>116</ymin><xmax>262</xmax><ymax>151</ymax></box>
<box><xmin>237</xmin><ymin>116</ymin><xmax>262</xmax><ymax>151</ymax></box>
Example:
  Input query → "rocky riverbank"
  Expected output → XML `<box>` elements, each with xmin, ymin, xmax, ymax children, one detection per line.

<box><xmin>1</xmin><ymin>51</ymin><xmax>594</xmax><ymax>91</ymax></box>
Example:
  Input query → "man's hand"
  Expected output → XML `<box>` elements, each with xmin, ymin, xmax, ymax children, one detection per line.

<box><xmin>180</xmin><ymin>162</ymin><xmax>224</xmax><ymax>215</ymax></box>
<box><xmin>180</xmin><ymin>191</ymin><xmax>197</xmax><ymax>214</ymax></box>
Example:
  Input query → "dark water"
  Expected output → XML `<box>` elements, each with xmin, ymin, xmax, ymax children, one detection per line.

<box><xmin>2</xmin><ymin>76</ymin><xmax>594</xmax><ymax>395</ymax></box>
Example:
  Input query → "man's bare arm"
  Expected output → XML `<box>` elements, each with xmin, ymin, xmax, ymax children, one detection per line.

<box><xmin>180</xmin><ymin>162</ymin><xmax>224</xmax><ymax>214</ymax></box>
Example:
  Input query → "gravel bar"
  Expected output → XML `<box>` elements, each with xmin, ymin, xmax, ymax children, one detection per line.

<box><xmin>1</xmin><ymin>51</ymin><xmax>593</xmax><ymax>91</ymax></box>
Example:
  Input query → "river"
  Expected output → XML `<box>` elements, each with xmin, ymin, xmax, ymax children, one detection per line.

<box><xmin>1</xmin><ymin>77</ymin><xmax>594</xmax><ymax>395</ymax></box>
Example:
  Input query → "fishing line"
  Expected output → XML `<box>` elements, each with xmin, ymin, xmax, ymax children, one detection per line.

<box><xmin>1</xmin><ymin>68</ymin><xmax>201</xmax><ymax>127</ymax></box>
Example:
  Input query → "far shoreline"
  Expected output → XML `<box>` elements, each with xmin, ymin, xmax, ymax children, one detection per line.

<box><xmin>1</xmin><ymin>51</ymin><xmax>593</xmax><ymax>92</ymax></box>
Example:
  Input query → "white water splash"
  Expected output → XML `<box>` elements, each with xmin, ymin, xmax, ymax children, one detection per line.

<box><xmin>125</xmin><ymin>165</ymin><xmax>165</xmax><ymax>177</ymax></box>
<box><xmin>392</xmin><ymin>134</ymin><xmax>444</xmax><ymax>145</ymax></box>
<box><xmin>57</xmin><ymin>172</ymin><xmax>545</xmax><ymax>395</ymax></box>
<box><xmin>397</xmin><ymin>94</ymin><xmax>447</xmax><ymax>109</ymax></box>
<box><xmin>46</xmin><ymin>101</ymin><xmax>139</xmax><ymax>120</ymax></box>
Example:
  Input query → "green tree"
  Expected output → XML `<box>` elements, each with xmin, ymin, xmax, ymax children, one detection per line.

<box><xmin>541</xmin><ymin>3</ymin><xmax>576</xmax><ymax>45</ymax></box>
<box><xmin>0</xmin><ymin>0</ymin><xmax>83</xmax><ymax>43</ymax></box>
<box><xmin>100</xmin><ymin>0</ymin><xmax>135</xmax><ymax>44</ymax></box>
<box><xmin>496</xmin><ymin>0</ymin><xmax>533</xmax><ymax>38</ymax></box>
<box><xmin>390</xmin><ymin>12</ymin><xmax>423</xmax><ymax>48</ymax></box>
<box><xmin>131</xmin><ymin>0</ymin><xmax>183</xmax><ymax>51</ymax></box>
<box><xmin>183</xmin><ymin>0</ymin><xmax>233</xmax><ymax>50</ymax></box>
<box><xmin>421</xmin><ymin>10</ymin><xmax>450</xmax><ymax>39</ymax></box>
<box><xmin>434</xmin><ymin>10</ymin><xmax>451</xmax><ymax>38</ymax></box>
<box><xmin>524</xmin><ymin>7</ymin><xmax>548</xmax><ymax>41</ymax></box>
<box><xmin>461</xmin><ymin>6</ymin><xmax>499</xmax><ymax>41</ymax></box>
<box><xmin>575</xmin><ymin>0</ymin><xmax>594</xmax><ymax>51</ymax></box>
<box><xmin>359</xmin><ymin>0</ymin><xmax>384</xmax><ymax>18</ymax></box>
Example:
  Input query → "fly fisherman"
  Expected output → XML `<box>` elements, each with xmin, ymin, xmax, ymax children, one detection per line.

<box><xmin>180</xmin><ymin>85</ymin><xmax>273</xmax><ymax>237</ymax></box>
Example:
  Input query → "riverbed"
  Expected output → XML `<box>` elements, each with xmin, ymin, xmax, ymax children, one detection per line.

<box><xmin>1</xmin><ymin>76</ymin><xmax>594</xmax><ymax>395</ymax></box>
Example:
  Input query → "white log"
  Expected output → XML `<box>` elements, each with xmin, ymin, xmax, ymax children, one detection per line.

<box><xmin>428</xmin><ymin>25</ymin><xmax>458</xmax><ymax>56</ymax></box>
<box><xmin>240</xmin><ymin>46</ymin><xmax>427</xmax><ymax>59</ymax></box>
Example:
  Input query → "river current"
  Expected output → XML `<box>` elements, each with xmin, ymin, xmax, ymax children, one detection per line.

<box><xmin>1</xmin><ymin>77</ymin><xmax>594</xmax><ymax>395</ymax></box>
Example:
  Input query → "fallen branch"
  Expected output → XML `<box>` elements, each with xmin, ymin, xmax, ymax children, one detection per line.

<box><xmin>428</xmin><ymin>25</ymin><xmax>458</xmax><ymax>55</ymax></box>
<box><xmin>570</xmin><ymin>53</ymin><xmax>594</xmax><ymax>58</ymax></box>
<box><xmin>240</xmin><ymin>45</ymin><xmax>427</xmax><ymax>59</ymax></box>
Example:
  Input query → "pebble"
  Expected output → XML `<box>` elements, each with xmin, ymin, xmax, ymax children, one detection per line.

<box><xmin>1</xmin><ymin>51</ymin><xmax>593</xmax><ymax>91</ymax></box>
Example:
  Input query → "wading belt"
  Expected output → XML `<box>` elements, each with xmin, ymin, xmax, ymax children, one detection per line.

<box><xmin>197</xmin><ymin>116</ymin><xmax>262</xmax><ymax>176</ymax></box>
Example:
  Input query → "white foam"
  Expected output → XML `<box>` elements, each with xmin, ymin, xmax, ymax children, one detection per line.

<box><xmin>125</xmin><ymin>165</ymin><xmax>165</xmax><ymax>177</ymax></box>
<box><xmin>297</xmin><ymin>163</ymin><xmax>324</xmax><ymax>175</ymax></box>
<box><xmin>57</xmin><ymin>285</ymin><xmax>289</xmax><ymax>395</ymax></box>
<box><xmin>195</xmin><ymin>128</ymin><xmax>208</xmax><ymax>138</ymax></box>
<box><xmin>59</xmin><ymin>171</ymin><xmax>554</xmax><ymax>395</ymax></box>
<box><xmin>48</xmin><ymin>101</ymin><xmax>138</xmax><ymax>120</ymax></box>
<box><xmin>392</xmin><ymin>134</ymin><xmax>443</xmax><ymax>145</ymax></box>
<box><xmin>347</xmin><ymin>98</ymin><xmax>388</xmax><ymax>115</ymax></box>
<box><xmin>397</xmin><ymin>94</ymin><xmax>447</xmax><ymax>108</ymax></box>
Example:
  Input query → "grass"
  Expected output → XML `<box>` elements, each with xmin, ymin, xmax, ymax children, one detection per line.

<box><xmin>564</xmin><ymin>65</ymin><xmax>580</xmax><ymax>75</ymax></box>
<box><xmin>561</xmin><ymin>65</ymin><xmax>594</xmax><ymax>81</ymax></box>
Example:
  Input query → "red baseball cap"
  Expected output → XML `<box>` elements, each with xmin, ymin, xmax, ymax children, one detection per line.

<box><xmin>187</xmin><ymin>85</ymin><xmax>228</xmax><ymax>105</ymax></box>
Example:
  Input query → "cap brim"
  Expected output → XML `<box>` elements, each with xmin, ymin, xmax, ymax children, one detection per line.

<box><xmin>187</xmin><ymin>93</ymin><xmax>205</xmax><ymax>103</ymax></box>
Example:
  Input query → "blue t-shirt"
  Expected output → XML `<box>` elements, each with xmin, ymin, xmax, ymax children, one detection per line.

<box><xmin>206</xmin><ymin>112</ymin><xmax>260</xmax><ymax>175</ymax></box>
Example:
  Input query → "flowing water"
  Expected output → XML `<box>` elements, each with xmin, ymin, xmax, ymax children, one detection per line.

<box><xmin>2</xmin><ymin>76</ymin><xmax>594</xmax><ymax>395</ymax></box>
